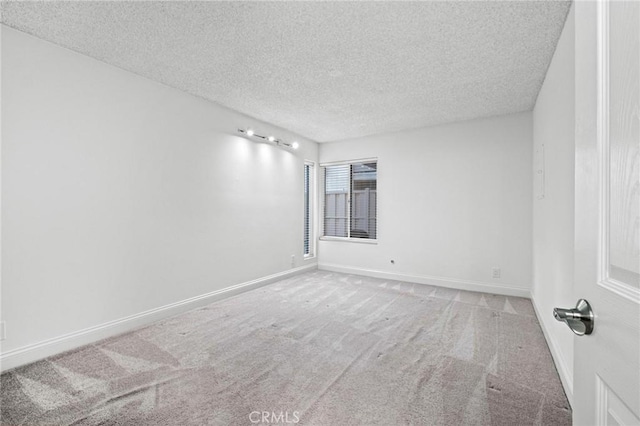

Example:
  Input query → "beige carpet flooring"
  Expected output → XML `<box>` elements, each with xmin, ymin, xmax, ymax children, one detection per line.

<box><xmin>1</xmin><ymin>271</ymin><xmax>571</xmax><ymax>425</ymax></box>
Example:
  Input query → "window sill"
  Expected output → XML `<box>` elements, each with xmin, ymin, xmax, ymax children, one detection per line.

<box><xmin>319</xmin><ymin>236</ymin><xmax>378</xmax><ymax>245</ymax></box>
<box><xmin>303</xmin><ymin>255</ymin><xmax>317</xmax><ymax>261</ymax></box>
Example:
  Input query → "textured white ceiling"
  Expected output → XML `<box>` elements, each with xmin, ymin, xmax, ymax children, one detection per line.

<box><xmin>1</xmin><ymin>1</ymin><xmax>570</xmax><ymax>142</ymax></box>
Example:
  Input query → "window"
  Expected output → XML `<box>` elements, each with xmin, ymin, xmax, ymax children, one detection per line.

<box><xmin>304</xmin><ymin>162</ymin><xmax>314</xmax><ymax>257</ymax></box>
<box><xmin>322</xmin><ymin>160</ymin><xmax>377</xmax><ymax>240</ymax></box>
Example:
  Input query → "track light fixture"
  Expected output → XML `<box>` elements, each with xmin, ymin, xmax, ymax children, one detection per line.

<box><xmin>238</xmin><ymin>128</ymin><xmax>299</xmax><ymax>150</ymax></box>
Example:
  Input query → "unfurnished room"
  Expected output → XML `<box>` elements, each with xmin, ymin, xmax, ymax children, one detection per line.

<box><xmin>0</xmin><ymin>1</ymin><xmax>638</xmax><ymax>425</ymax></box>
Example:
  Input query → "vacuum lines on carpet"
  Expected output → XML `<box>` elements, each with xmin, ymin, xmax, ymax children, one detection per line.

<box><xmin>0</xmin><ymin>271</ymin><xmax>571</xmax><ymax>425</ymax></box>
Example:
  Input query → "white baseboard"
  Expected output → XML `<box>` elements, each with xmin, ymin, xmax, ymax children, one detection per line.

<box><xmin>0</xmin><ymin>264</ymin><xmax>317</xmax><ymax>373</ymax></box>
<box><xmin>530</xmin><ymin>291</ymin><xmax>574</xmax><ymax>407</ymax></box>
<box><xmin>317</xmin><ymin>263</ymin><xmax>531</xmax><ymax>298</ymax></box>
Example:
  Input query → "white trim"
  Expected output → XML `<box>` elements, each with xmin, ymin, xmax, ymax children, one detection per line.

<box><xmin>317</xmin><ymin>263</ymin><xmax>530</xmax><ymax>298</ymax></box>
<box><xmin>319</xmin><ymin>236</ymin><xmax>378</xmax><ymax>245</ymax></box>
<box><xmin>530</xmin><ymin>291</ymin><xmax>574</xmax><ymax>407</ymax></box>
<box><xmin>600</xmin><ymin>276</ymin><xmax>640</xmax><ymax>304</ymax></box>
<box><xmin>596</xmin><ymin>374</ymin><xmax>608</xmax><ymax>426</ymax></box>
<box><xmin>0</xmin><ymin>25</ymin><xmax>4</xmax><ymax>355</ymax></box>
<box><xmin>319</xmin><ymin>157</ymin><xmax>378</xmax><ymax>167</ymax></box>
<box><xmin>596</xmin><ymin>0</ymin><xmax>610</xmax><ymax>289</ymax></box>
<box><xmin>0</xmin><ymin>264</ymin><xmax>317</xmax><ymax>373</ymax></box>
<box><xmin>595</xmin><ymin>0</ymin><xmax>640</xmax><ymax>304</ymax></box>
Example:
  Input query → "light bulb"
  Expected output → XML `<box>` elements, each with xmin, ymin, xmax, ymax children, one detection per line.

<box><xmin>268</xmin><ymin>136</ymin><xmax>275</xmax><ymax>142</ymax></box>
<box><xmin>292</xmin><ymin>142</ymin><xmax>300</xmax><ymax>150</ymax></box>
<box><xmin>247</xmin><ymin>129</ymin><xmax>254</xmax><ymax>136</ymax></box>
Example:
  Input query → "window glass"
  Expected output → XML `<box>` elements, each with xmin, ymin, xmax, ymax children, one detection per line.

<box><xmin>322</xmin><ymin>161</ymin><xmax>377</xmax><ymax>240</ymax></box>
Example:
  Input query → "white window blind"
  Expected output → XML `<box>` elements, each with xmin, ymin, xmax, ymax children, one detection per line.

<box><xmin>323</xmin><ymin>161</ymin><xmax>377</xmax><ymax>240</ymax></box>
<box><xmin>304</xmin><ymin>162</ymin><xmax>314</xmax><ymax>256</ymax></box>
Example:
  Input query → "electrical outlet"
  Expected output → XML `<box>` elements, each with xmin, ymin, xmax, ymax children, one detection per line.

<box><xmin>492</xmin><ymin>267</ymin><xmax>501</xmax><ymax>279</ymax></box>
<box><xmin>291</xmin><ymin>255</ymin><xmax>295</xmax><ymax>268</ymax></box>
<box><xmin>0</xmin><ymin>322</ymin><xmax>6</xmax><ymax>341</ymax></box>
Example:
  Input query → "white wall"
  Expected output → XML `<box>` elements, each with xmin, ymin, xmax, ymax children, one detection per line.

<box><xmin>531</xmin><ymin>6</ymin><xmax>575</xmax><ymax>405</ymax></box>
<box><xmin>318</xmin><ymin>112</ymin><xmax>533</xmax><ymax>296</ymax></box>
<box><xmin>1</xmin><ymin>26</ymin><xmax>318</xmax><ymax>369</ymax></box>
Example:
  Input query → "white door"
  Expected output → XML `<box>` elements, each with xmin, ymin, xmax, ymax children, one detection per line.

<box><xmin>573</xmin><ymin>0</ymin><xmax>640</xmax><ymax>424</ymax></box>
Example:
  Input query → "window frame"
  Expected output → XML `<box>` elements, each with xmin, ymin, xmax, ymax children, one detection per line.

<box><xmin>320</xmin><ymin>158</ymin><xmax>378</xmax><ymax>244</ymax></box>
<box><xmin>303</xmin><ymin>161</ymin><xmax>316</xmax><ymax>258</ymax></box>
